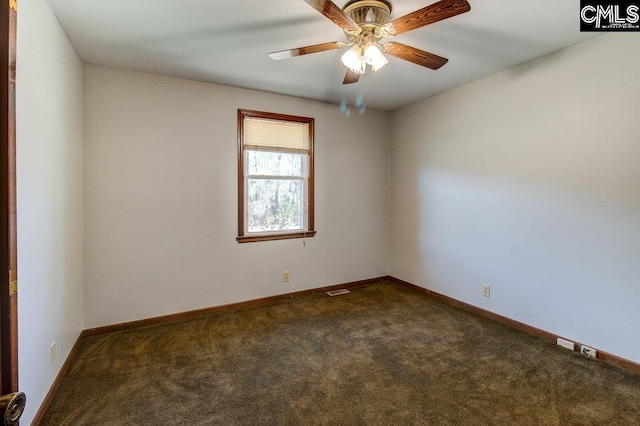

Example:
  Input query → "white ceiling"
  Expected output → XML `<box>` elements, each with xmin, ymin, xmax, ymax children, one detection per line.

<box><xmin>46</xmin><ymin>0</ymin><xmax>598</xmax><ymax>111</ymax></box>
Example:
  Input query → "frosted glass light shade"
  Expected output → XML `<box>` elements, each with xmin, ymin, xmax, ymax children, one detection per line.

<box><xmin>341</xmin><ymin>45</ymin><xmax>366</xmax><ymax>74</ymax></box>
<box><xmin>364</xmin><ymin>42</ymin><xmax>388</xmax><ymax>72</ymax></box>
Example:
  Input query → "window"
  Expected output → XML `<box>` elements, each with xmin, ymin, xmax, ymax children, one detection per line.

<box><xmin>237</xmin><ymin>109</ymin><xmax>315</xmax><ymax>243</ymax></box>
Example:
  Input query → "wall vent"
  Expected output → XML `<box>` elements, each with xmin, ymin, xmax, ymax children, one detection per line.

<box><xmin>326</xmin><ymin>289</ymin><xmax>351</xmax><ymax>297</ymax></box>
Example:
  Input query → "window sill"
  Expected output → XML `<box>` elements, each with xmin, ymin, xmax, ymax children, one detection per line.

<box><xmin>236</xmin><ymin>231</ymin><xmax>316</xmax><ymax>244</ymax></box>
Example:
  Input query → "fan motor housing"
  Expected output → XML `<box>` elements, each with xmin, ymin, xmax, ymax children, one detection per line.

<box><xmin>342</xmin><ymin>0</ymin><xmax>392</xmax><ymax>41</ymax></box>
<box><xmin>343</xmin><ymin>0</ymin><xmax>392</xmax><ymax>26</ymax></box>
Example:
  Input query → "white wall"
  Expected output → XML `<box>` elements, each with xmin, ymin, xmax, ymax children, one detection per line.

<box><xmin>390</xmin><ymin>34</ymin><xmax>640</xmax><ymax>363</ymax></box>
<box><xmin>16</xmin><ymin>0</ymin><xmax>84</xmax><ymax>424</ymax></box>
<box><xmin>83</xmin><ymin>65</ymin><xmax>390</xmax><ymax>328</ymax></box>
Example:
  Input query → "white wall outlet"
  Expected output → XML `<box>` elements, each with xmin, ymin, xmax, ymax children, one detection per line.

<box><xmin>557</xmin><ymin>338</ymin><xmax>575</xmax><ymax>351</ymax></box>
<box><xmin>50</xmin><ymin>342</ymin><xmax>56</xmax><ymax>364</ymax></box>
<box><xmin>581</xmin><ymin>345</ymin><xmax>597</xmax><ymax>358</ymax></box>
<box><xmin>482</xmin><ymin>284</ymin><xmax>490</xmax><ymax>297</ymax></box>
<box><xmin>283</xmin><ymin>271</ymin><xmax>290</xmax><ymax>283</ymax></box>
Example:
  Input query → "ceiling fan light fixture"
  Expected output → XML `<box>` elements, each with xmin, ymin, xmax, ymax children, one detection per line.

<box><xmin>341</xmin><ymin>44</ymin><xmax>366</xmax><ymax>74</ymax></box>
<box><xmin>364</xmin><ymin>42</ymin><xmax>388</xmax><ymax>72</ymax></box>
<box><xmin>341</xmin><ymin>41</ymin><xmax>388</xmax><ymax>75</ymax></box>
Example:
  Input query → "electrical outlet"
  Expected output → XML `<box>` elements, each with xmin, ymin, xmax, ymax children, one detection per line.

<box><xmin>50</xmin><ymin>342</ymin><xmax>56</xmax><ymax>364</ymax></box>
<box><xmin>283</xmin><ymin>271</ymin><xmax>290</xmax><ymax>283</ymax></box>
<box><xmin>557</xmin><ymin>338</ymin><xmax>575</xmax><ymax>351</ymax></box>
<box><xmin>581</xmin><ymin>345</ymin><xmax>597</xmax><ymax>358</ymax></box>
<box><xmin>482</xmin><ymin>284</ymin><xmax>490</xmax><ymax>297</ymax></box>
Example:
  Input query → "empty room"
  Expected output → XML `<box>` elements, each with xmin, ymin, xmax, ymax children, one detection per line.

<box><xmin>4</xmin><ymin>0</ymin><xmax>639</xmax><ymax>424</ymax></box>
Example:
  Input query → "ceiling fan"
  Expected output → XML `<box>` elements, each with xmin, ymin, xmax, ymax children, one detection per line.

<box><xmin>269</xmin><ymin>0</ymin><xmax>471</xmax><ymax>84</ymax></box>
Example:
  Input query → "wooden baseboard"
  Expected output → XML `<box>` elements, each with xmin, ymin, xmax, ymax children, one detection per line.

<box><xmin>83</xmin><ymin>276</ymin><xmax>388</xmax><ymax>336</ymax></box>
<box><xmin>387</xmin><ymin>276</ymin><xmax>640</xmax><ymax>376</ymax></box>
<box><xmin>31</xmin><ymin>330</ymin><xmax>87</xmax><ymax>425</ymax></box>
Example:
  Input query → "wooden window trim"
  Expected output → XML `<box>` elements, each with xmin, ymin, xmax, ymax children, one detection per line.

<box><xmin>237</xmin><ymin>109</ymin><xmax>315</xmax><ymax>243</ymax></box>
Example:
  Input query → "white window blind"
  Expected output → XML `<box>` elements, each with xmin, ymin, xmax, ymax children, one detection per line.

<box><xmin>244</xmin><ymin>117</ymin><xmax>310</xmax><ymax>153</ymax></box>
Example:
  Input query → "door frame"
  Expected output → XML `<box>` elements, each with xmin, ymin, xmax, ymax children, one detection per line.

<box><xmin>0</xmin><ymin>0</ymin><xmax>19</xmax><ymax>395</ymax></box>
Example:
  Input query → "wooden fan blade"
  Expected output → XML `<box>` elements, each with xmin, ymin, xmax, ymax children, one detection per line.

<box><xmin>269</xmin><ymin>41</ymin><xmax>345</xmax><ymax>60</ymax></box>
<box><xmin>302</xmin><ymin>0</ymin><xmax>361</xmax><ymax>32</ymax></box>
<box><xmin>383</xmin><ymin>42</ymin><xmax>448</xmax><ymax>70</ymax></box>
<box><xmin>383</xmin><ymin>0</ymin><xmax>470</xmax><ymax>36</ymax></box>
<box><xmin>343</xmin><ymin>69</ymin><xmax>361</xmax><ymax>84</ymax></box>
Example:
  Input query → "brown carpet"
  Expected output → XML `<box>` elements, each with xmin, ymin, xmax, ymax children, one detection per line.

<box><xmin>41</xmin><ymin>281</ymin><xmax>640</xmax><ymax>425</ymax></box>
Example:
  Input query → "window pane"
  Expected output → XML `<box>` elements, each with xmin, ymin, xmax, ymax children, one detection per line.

<box><xmin>248</xmin><ymin>179</ymin><xmax>303</xmax><ymax>233</ymax></box>
<box><xmin>248</xmin><ymin>150</ymin><xmax>303</xmax><ymax>177</ymax></box>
